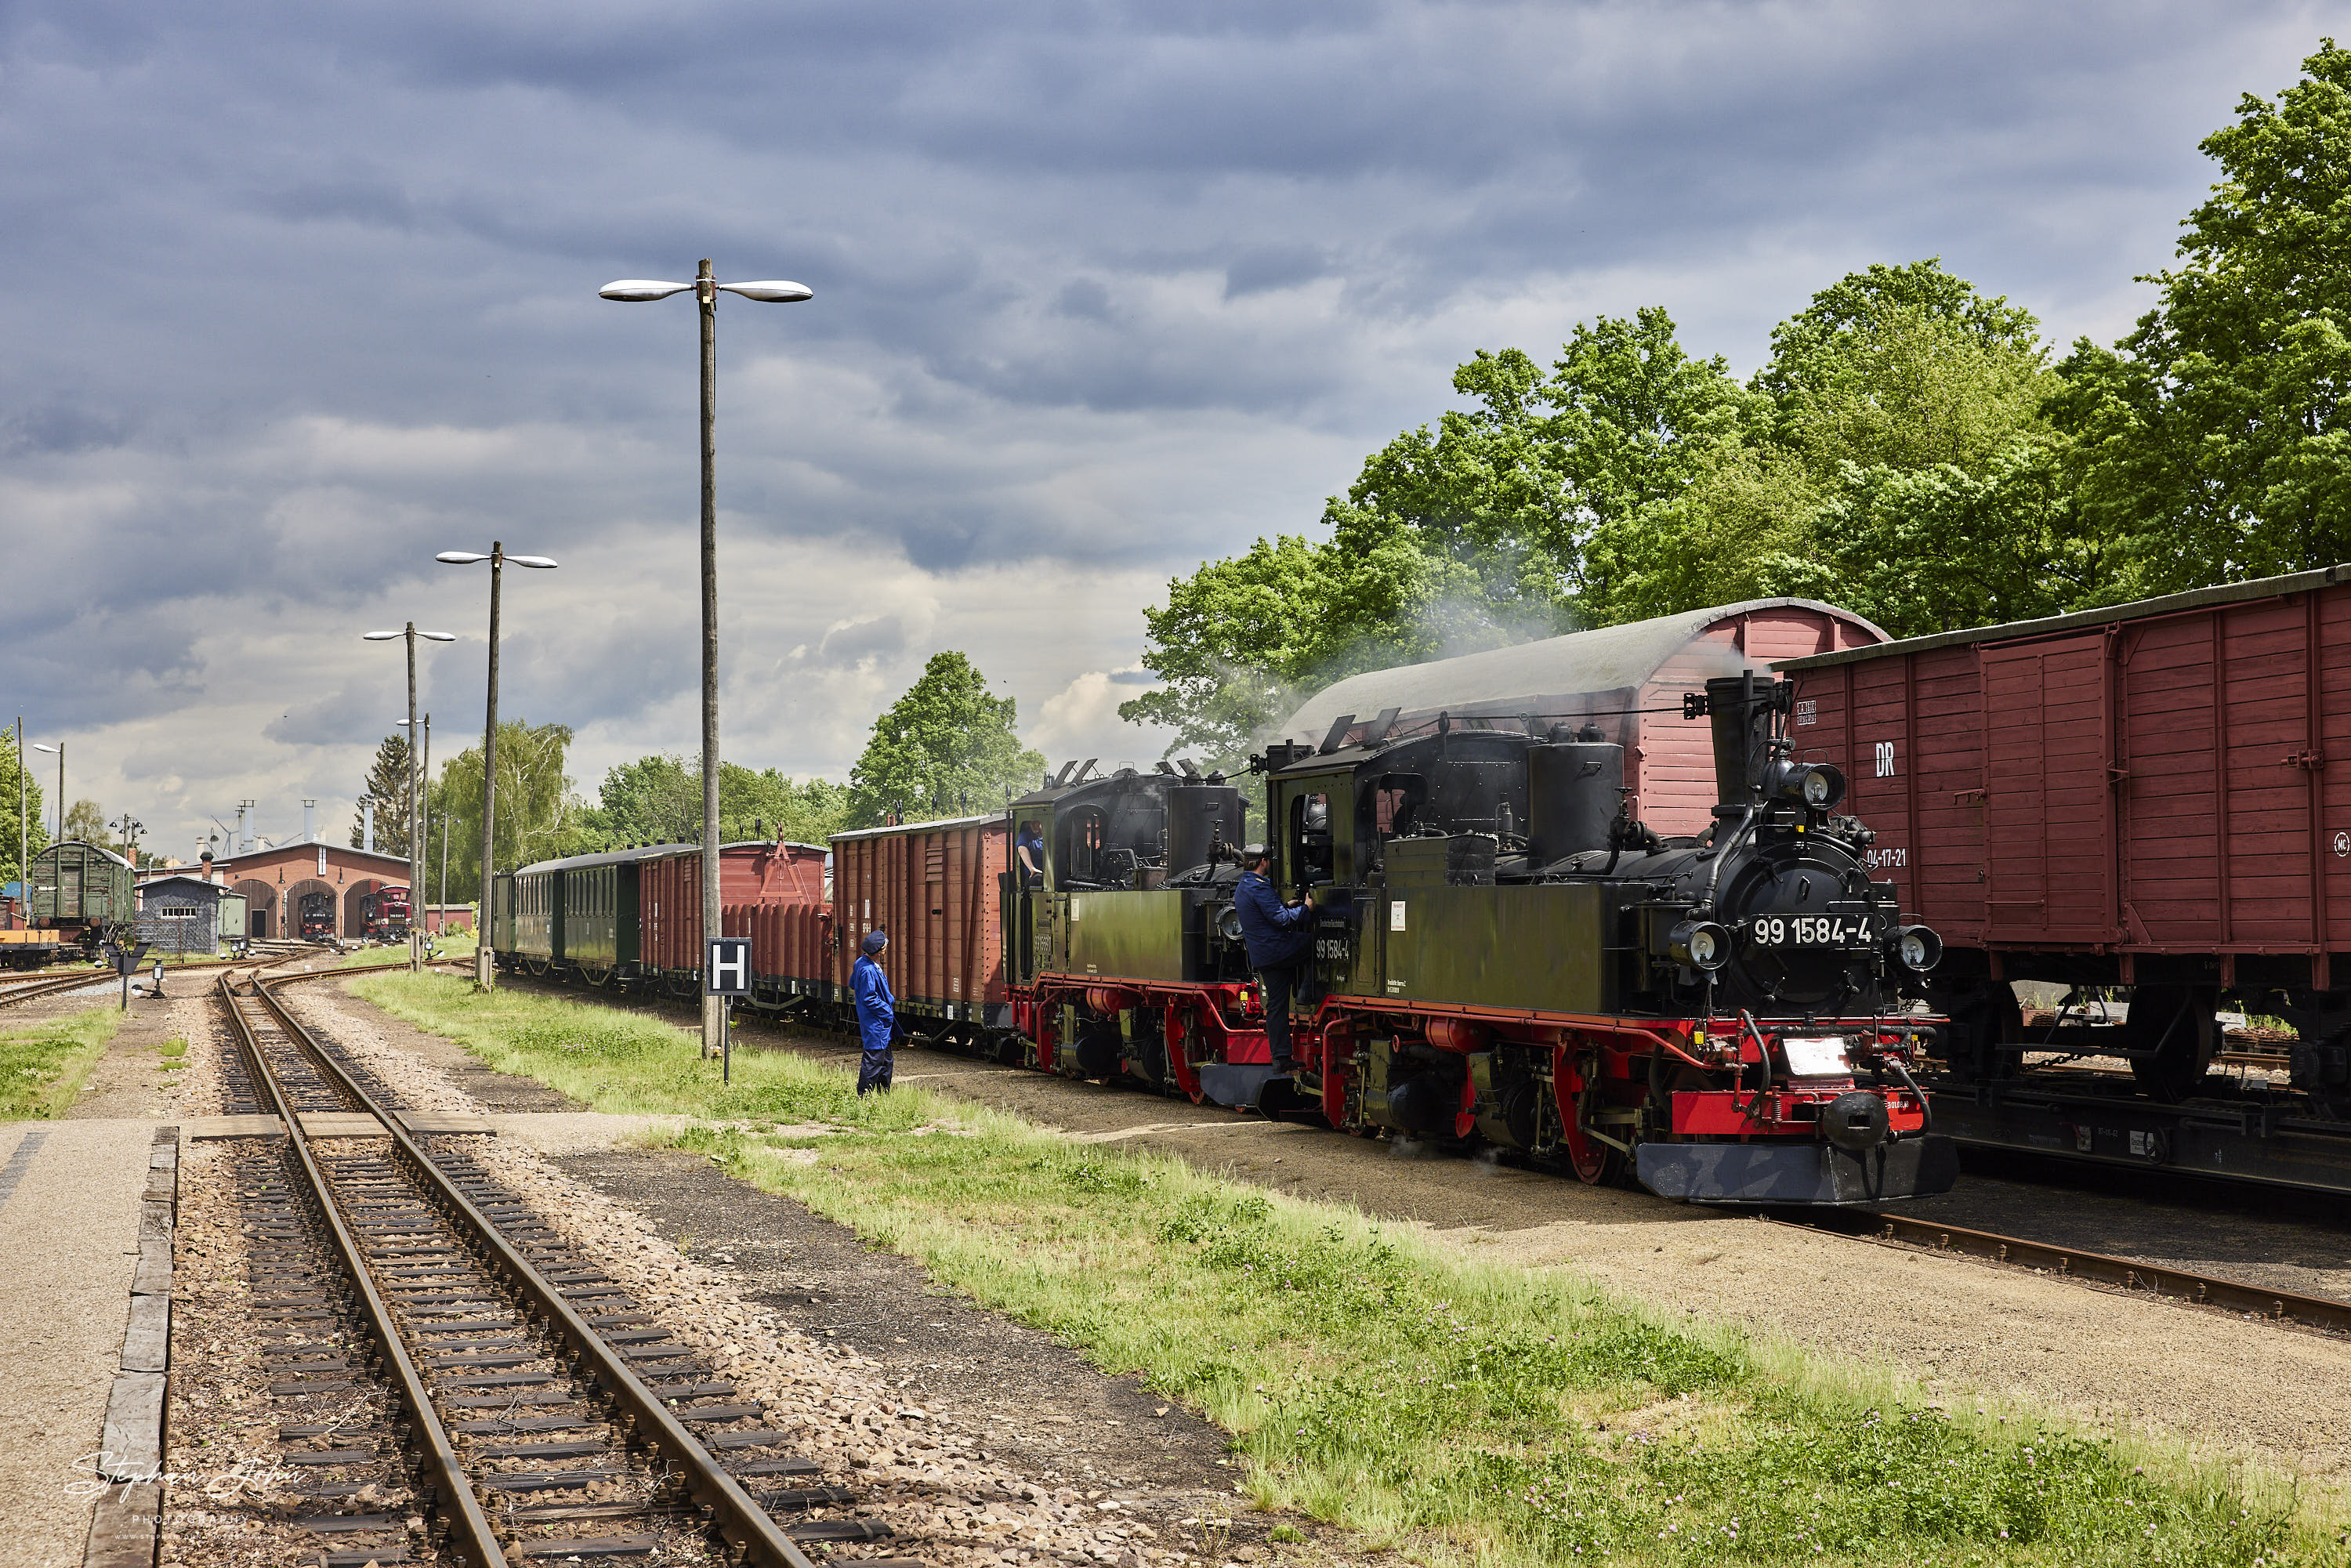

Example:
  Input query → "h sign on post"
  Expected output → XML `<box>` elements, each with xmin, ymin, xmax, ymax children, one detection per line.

<box><xmin>706</xmin><ymin>937</ymin><xmax>751</xmax><ymax>996</ymax></box>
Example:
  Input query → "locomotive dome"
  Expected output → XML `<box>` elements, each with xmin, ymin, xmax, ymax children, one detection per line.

<box><xmin>1273</xmin><ymin>597</ymin><xmax>1888</xmax><ymax>838</ymax></box>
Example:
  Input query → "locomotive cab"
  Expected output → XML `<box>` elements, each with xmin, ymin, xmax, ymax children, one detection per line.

<box><xmin>1006</xmin><ymin>762</ymin><xmax>1255</xmax><ymax>1086</ymax></box>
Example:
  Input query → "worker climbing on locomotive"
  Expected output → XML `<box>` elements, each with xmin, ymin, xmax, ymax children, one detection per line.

<box><xmin>1234</xmin><ymin>843</ymin><xmax>1315</xmax><ymax>1075</ymax></box>
<box><xmin>853</xmin><ymin>928</ymin><xmax>897</xmax><ymax>1095</ymax></box>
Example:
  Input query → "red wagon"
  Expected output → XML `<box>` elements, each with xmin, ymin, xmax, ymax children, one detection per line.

<box><xmin>1777</xmin><ymin>563</ymin><xmax>2351</xmax><ymax>1186</ymax></box>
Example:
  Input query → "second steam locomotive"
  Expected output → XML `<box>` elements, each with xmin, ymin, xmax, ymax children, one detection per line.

<box><xmin>497</xmin><ymin>671</ymin><xmax>1952</xmax><ymax>1205</ymax></box>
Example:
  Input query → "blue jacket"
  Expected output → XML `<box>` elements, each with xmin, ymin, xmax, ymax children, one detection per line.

<box><xmin>853</xmin><ymin>954</ymin><xmax>897</xmax><ymax>1052</ymax></box>
<box><xmin>1234</xmin><ymin>870</ymin><xmax>1313</xmax><ymax>970</ymax></box>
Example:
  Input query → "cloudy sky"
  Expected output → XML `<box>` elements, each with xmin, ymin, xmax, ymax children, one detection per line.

<box><xmin>2</xmin><ymin>0</ymin><xmax>2333</xmax><ymax>860</ymax></box>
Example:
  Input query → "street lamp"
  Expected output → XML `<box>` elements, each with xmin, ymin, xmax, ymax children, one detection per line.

<box><xmin>365</xmin><ymin>623</ymin><xmax>456</xmax><ymax>972</ymax></box>
<box><xmin>600</xmin><ymin>260</ymin><xmax>812</xmax><ymax>1059</ymax></box>
<box><xmin>31</xmin><ymin>741</ymin><xmax>60</xmax><ymax>844</ymax></box>
<box><xmin>438</xmin><ymin>545</ymin><xmax>556</xmax><ymax>987</ymax></box>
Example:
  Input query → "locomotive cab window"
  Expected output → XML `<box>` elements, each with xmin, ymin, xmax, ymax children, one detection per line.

<box><xmin>1289</xmin><ymin>791</ymin><xmax>1336</xmax><ymax>888</ymax></box>
<box><xmin>1059</xmin><ymin>806</ymin><xmax>1110</xmax><ymax>887</ymax></box>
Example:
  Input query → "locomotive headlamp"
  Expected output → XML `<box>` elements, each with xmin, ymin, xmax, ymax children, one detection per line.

<box><xmin>1767</xmin><ymin>760</ymin><xmax>1846</xmax><ymax>810</ymax></box>
<box><xmin>1893</xmin><ymin>924</ymin><xmax>1943</xmax><ymax>972</ymax></box>
<box><xmin>1216</xmin><ymin>906</ymin><xmax>1245</xmax><ymax>943</ymax></box>
<box><xmin>1667</xmin><ymin>918</ymin><xmax>1730</xmax><ymax>971</ymax></box>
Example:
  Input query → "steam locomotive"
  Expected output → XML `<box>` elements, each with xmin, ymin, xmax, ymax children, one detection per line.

<box><xmin>498</xmin><ymin>672</ymin><xmax>1952</xmax><ymax>1205</ymax></box>
<box><xmin>1003</xmin><ymin>671</ymin><xmax>1951</xmax><ymax>1204</ymax></box>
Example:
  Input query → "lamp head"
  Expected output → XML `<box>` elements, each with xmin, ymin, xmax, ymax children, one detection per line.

<box><xmin>363</xmin><ymin>631</ymin><xmax>401</xmax><ymax>641</ymax></box>
<box><xmin>421</xmin><ymin>632</ymin><xmax>458</xmax><ymax>642</ymax></box>
<box><xmin>507</xmin><ymin>555</ymin><xmax>558</xmax><ymax>569</ymax></box>
<box><xmin>32</xmin><ymin>743</ymin><xmax>56</xmax><ymax>755</ymax></box>
<box><xmin>716</xmin><ymin>280</ymin><xmax>813</xmax><ymax>303</ymax></box>
<box><xmin>599</xmin><ymin>280</ymin><xmax>695</xmax><ymax>302</ymax></box>
<box><xmin>436</xmin><ymin>551</ymin><xmax>489</xmax><ymax>565</ymax></box>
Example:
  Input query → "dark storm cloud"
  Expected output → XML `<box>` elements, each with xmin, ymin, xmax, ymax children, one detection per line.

<box><xmin>0</xmin><ymin>0</ymin><xmax>2332</xmax><ymax>842</ymax></box>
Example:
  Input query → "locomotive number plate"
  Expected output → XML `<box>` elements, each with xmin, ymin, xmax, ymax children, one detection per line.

<box><xmin>1750</xmin><ymin>914</ymin><xmax>1871</xmax><ymax>947</ymax></box>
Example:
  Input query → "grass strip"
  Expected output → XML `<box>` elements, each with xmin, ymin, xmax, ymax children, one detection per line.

<box><xmin>348</xmin><ymin>971</ymin><xmax>2324</xmax><ymax>1566</ymax></box>
<box><xmin>0</xmin><ymin>1005</ymin><xmax>123</xmax><ymax>1117</ymax></box>
<box><xmin>348</xmin><ymin>969</ymin><xmax>947</xmax><ymax>1130</ymax></box>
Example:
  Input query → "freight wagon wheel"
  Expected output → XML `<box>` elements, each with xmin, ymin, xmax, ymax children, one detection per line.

<box><xmin>2125</xmin><ymin>987</ymin><xmax>2218</xmax><ymax>1103</ymax></box>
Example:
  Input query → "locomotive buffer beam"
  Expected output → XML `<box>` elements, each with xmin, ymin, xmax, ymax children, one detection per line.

<box><xmin>1639</xmin><ymin>1135</ymin><xmax>1959</xmax><ymax>1207</ymax></box>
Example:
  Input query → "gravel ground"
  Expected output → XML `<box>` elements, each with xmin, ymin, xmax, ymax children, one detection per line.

<box><xmin>65</xmin><ymin>990</ymin><xmax>213</xmax><ymax>1120</ymax></box>
<box><xmin>247</xmin><ymin>979</ymin><xmax>1320</xmax><ymax>1568</ymax></box>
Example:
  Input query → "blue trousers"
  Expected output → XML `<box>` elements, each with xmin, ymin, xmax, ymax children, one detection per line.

<box><xmin>1257</xmin><ymin>964</ymin><xmax>1299</xmax><ymax>1070</ymax></box>
<box><xmin>857</xmin><ymin>1044</ymin><xmax>894</xmax><ymax>1095</ymax></box>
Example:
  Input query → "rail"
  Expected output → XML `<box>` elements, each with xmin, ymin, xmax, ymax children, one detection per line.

<box><xmin>217</xmin><ymin>972</ymin><xmax>508</xmax><ymax>1566</ymax></box>
<box><xmin>240</xmin><ymin>970</ymin><xmax>825</xmax><ymax>1568</ymax></box>
<box><xmin>1776</xmin><ymin>1208</ymin><xmax>2351</xmax><ymax>1335</ymax></box>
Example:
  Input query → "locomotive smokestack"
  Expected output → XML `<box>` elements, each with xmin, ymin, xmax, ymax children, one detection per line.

<box><xmin>1704</xmin><ymin>672</ymin><xmax>1776</xmax><ymax>807</ymax></box>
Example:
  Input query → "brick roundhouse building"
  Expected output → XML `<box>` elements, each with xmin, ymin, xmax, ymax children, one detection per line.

<box><xmin>150</xmin><ymin>838</ymin><xmax>420</xmax><ymax>940</ymax></box>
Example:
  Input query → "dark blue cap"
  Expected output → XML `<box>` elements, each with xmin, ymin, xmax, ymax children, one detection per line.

<box><xmin>860</xmin><ymin>929</ymin><xmax>888</xmax><ymax>955</ymax></box>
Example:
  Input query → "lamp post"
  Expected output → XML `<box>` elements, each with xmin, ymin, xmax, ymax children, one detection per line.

<box><xmin>600</xmin><ymin>262</ymin><xmax>812</xmax><ymax>1059</ymax></box>
<box><xmin>437</xmin><ymin>545</ymin><xmax>556</xmax><ymax>987</ymax></box>
<box><xmin>13</xmin><ymin>717</ymin><xmax>24</xmax><ymax>916</ymax></box>
<box><xmin>31</xmin><ymin>741</ymin><xmax>60</xmax><ymax>844</ymax></box>
<box><xmin>366</xmin><ymin>623</ymin><xmax>456</xmax><ymax>972</ymax></box>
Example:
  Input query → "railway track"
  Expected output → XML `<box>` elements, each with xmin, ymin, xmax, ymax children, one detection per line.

<box><xmin>0</xmin><ymin>969</ymin><xmax>114</xmax><ymax>1009</ymax></box>
<box><xmin>212</xmin><ymin>971</ymin><xmax>919</xmax><ymax>1567</ymax></box>
<box><xmin>2</xmin><ymin>945</ymin><xmax>352</xmax><ymax>1012</ymax></box>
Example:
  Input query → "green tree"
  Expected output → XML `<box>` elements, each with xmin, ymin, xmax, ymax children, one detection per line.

<box><xmin>1607</xmin><ymin>259</ymin><xmax>2114</xmax><ymax>632</ymax></box>
<box><xmin>1124</xmin><ymin>311</ymin><xmax>1759</xmax><ymax>758</ymax></box>
<box><xmin>583</xmin><ymin>755</ymin><xmax>854</xmax><ymax>848</ymax></box>
<box><xmin>847</xmin><ymin>653</ymin><xmax>1045</xmax><ymax>827</ymax></box>
<box><xmin>348</xmin><ymin>733</ymin><xmax>415</xmax><ymax>856</ymax></box>
<box><xmin>0</xmin><ymin>730</ymin><xmax>47</xmax><ymax>896</ymax></box>
<box><xmin>2055</xmin><ymin>39</ymin><xmax>2351</xmax><ymax>594</ymax></box>
<box><xmin>63</xmin><ymin>798</ymin><xmax>110</xmax><ymax>849</ymax></box>
<box><xmin>429</xmin><ymin>719</ymin><xmax>589</xmax><ymax>893</ymax></box>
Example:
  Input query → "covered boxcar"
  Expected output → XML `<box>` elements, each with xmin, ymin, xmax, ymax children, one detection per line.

<box><xmin>1777</xmin><ymin>563</ymin><xmax>2351</xmax><ymax>1186</ymax></box>
<box><xmin>826</xmin><ymin>814</ymin><xmax>1009</xmax><ymax>1045</ymax></box>
<box><xmin>31</xmin><ymin>840</ymin><xmax>136</xmax><ymax>950</ymax></box>
<box><xmin>500</xmin><ymin>840</ymin><xmax>829</xmax><ymax>988</ymax></box>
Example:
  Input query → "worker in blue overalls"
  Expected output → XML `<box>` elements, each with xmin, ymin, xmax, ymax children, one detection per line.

<box><xmin>853</xmin><ymin>928</ymin><xmax>897</xmax><ymax>1095</ymax></box>
<box><xmin>1234</xmin><ymin>844</ymin><xmax>1315</xmax><ymax>1075</ymax></box>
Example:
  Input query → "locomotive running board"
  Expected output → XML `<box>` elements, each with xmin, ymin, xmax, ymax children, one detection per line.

<box><xmin>1637</xmin><ymin>1135</ymin><xmax>1958</xmax><ymax>1205</ymax></box>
